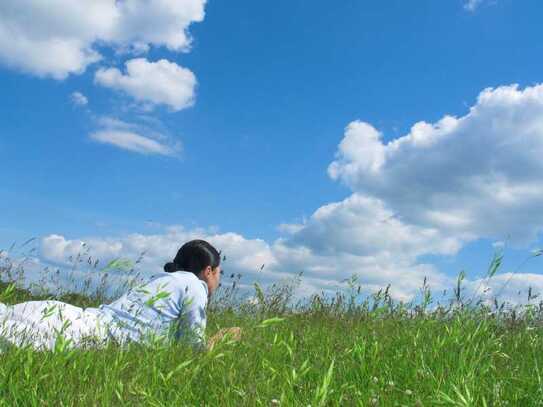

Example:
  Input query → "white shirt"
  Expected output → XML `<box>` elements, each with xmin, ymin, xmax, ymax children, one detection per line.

<box><xmin>91</xmin><ymin>270</ymin><xmax>209</xmax><ymax>348</ymax></box>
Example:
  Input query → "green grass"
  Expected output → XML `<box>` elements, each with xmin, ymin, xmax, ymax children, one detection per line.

<box><xmin>1</xmin><ymin>254</ymin><xmax>543</xmax><ymax>405</ymax></box>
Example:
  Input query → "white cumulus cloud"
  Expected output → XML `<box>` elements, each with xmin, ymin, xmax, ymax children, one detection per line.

<box><xmin>95</xmin><ymin>58</ymin><xmax>196</xmax><ymax>111</ymax></box>
<box><xmin>286</xmin><ymin>194</ymin><xmax>461</xmax><ymax>258</ymax></box>
<box><xmin>38</xmin><ymin>225</ymin><xmax>541</xmax><ymax>305</ymax></box>
<box><xmin>112</xmin><ymin>0</ymin><xmax>206</xmax><ymax>52</ymax></box>
<box><xmin>328</xmin><ymin>84</ymin><xmax>543</xmax><ymax>246</ymax></box>
<box><xmin>0</xmin><ymin>0</ymin><xmax>206</xmax><ymax>79</ymax></box>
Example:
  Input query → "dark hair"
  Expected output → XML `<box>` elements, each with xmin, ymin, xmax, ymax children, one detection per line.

<box><xmin>164</xmin><ymin>239</ymin><xmax>221</xmax><ymax>275</ymax></box>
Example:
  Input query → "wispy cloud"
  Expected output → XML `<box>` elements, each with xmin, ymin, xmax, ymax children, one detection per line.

<box><xmin>89</xmin><ymin>116</ymin><xmax>181</xmax><ymax>157</ymax></box>
<box><xmin>89</xmin><ymin>130</ymin><xmax>177</xmax><ymax>156</ymax></box>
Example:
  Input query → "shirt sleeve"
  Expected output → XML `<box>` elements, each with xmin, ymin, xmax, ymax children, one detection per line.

<box><xmin>175</xmin><ymin>282</ymin><xmax>208</xmax><ymax>349</ymax></box>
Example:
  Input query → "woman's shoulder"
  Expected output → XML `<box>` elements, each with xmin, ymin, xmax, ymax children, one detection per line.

<box><xmin>170</xmin><ymin>271</ymin><xmax>208</xmax><ymax>297</ymax></box>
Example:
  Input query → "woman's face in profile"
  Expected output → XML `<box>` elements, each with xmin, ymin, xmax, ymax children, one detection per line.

<box><xmin>205</xmin><ymin>265</ymin><xmax>222</xmax><ymax>296</ymax></box>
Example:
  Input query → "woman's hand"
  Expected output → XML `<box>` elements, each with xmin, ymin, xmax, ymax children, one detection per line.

<box><xmin>207</xmin><ymin>327</ymin><xmax>242</xmax><ymax>350</ymax></box>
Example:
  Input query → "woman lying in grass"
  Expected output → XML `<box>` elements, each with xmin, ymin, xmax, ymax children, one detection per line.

<box><xmin>0</xmin><ymin>239</ymin><xmax>241</xmax><ymax>352</ymax></box>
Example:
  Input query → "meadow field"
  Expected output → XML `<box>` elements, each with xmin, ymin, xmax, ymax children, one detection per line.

<box><xmin>0</xmin><ymin>251</ymin><xmax>542</xmax><ymax>406</ymax></box>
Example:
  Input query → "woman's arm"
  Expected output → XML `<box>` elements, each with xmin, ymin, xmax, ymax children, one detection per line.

<box><xmin>176</xmin><ymin>288</ymin><xmax>208</xmax><ymax>348</ymax></box>
<box><xmin>206</xmin><ymin>327</ymin><xmax>242</xmax><ymax>350</ymax></box>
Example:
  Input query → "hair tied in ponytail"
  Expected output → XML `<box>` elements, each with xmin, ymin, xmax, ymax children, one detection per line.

<box><xmin>164</xmin><ymin>262</ymin><xmax>177</xmax><ymax>273</ymax></box>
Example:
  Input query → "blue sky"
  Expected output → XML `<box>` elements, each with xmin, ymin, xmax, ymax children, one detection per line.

<box><xmin>1</xmin><ymin>0</ymin><xmax>543</xmax><ymax>302</ymax></box>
